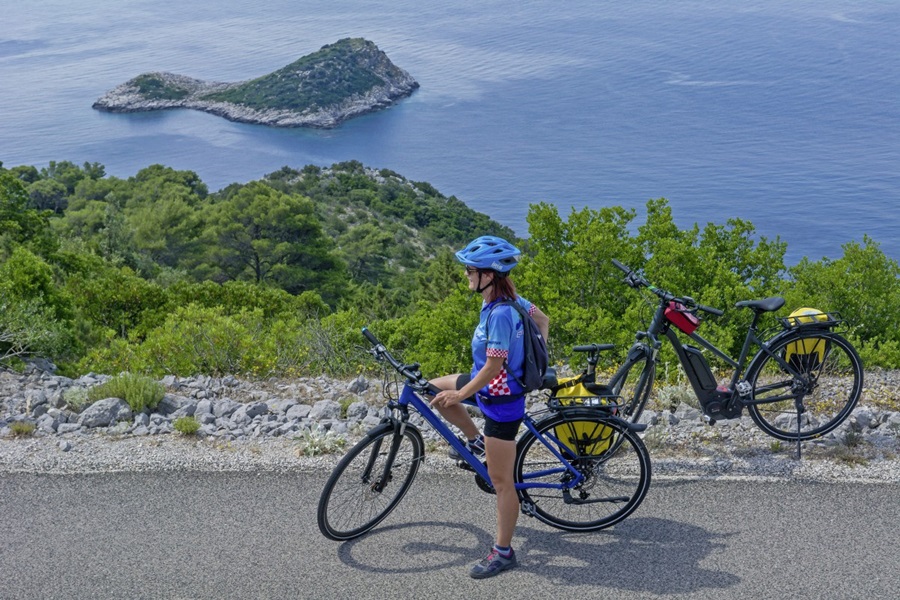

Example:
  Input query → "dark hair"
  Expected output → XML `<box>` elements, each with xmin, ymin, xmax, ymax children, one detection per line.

<box><xmin>486</xmin><ymin>271</ymin><xmax>517</xmax><ymax>303</ymax></box>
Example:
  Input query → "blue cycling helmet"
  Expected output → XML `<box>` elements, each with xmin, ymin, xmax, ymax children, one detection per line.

<box><xmin>455</xmin><ymin>235</ymin><xmax>521</xmax><ymax>273</ymax></box>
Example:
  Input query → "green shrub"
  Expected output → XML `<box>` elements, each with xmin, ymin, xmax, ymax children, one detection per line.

<box><xmin>141</xmin><ymin>305</ymin><xmax>269</xmax><ymax>376</ymax></box>
<box><xmin>87</xmin><ymin>372</ymin><xmax>164</xmax><ymax>413</ymax></box>
<box><xmin>63</xmin><ymin>387</ymin><xmax>91</xmax><ymax>412</ymax></box>
<box><xmin>173</xmin><ymin>416</ymin><xmax>201</xmax><ymax>435</ymax></box>
<box><xmin>10</xmin><ymin>421</ymin><xmax>36</xmax><ymax>436</ymax></box>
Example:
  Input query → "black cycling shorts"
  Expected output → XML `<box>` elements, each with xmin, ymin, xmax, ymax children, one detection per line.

<box><xmin>455</xmin><ymin>373</ymin><xmax>523</xmax><ymax>441</ymax></box>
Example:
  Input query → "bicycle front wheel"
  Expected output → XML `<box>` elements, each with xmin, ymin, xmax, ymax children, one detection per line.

<box><xmin>317</xmin><ymin>423</ymin><xmax>424</xmax><ymax>540</ymax></box>
<box><xmin>515</xmin><ymin>410</ymin><xmax>651</xmax><ymax>532</ymax></box>
<box><xmin>746</xmin><ymin>331</ymin><xmax>863</xmax><ymax>441</ymax></box>
<box><xmin>609</xmin><ymin>352</ymin><xmax>656</xmax><ymax>424</ymax></box>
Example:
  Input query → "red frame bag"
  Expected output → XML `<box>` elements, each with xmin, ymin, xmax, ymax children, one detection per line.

<box><xmin>664</xmin><ymin>301</ymin><xmax>700</xmax><ymax>334</ymax></box>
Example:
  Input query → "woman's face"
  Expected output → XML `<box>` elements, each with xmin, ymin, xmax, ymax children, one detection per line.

<box><xmin>465</xmin><ymin>266</ymin><xmax>493</xmax><ymax>292</ymax></box>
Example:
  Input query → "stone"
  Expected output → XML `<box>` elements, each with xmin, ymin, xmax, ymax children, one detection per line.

<box><xmin>37</xmin><ymin>413</ymin><xmax>58</xmax><ymax>433</ymax></box>
<box><xmin>171</xmin><ymin>401</ymin><xmax>198</xmax><ymax>419</ymax></box>
<box><xmin>230</xmin><ymin>407</ymin><xmax>252</xmax><ymax>426</ymax></box>
<box><xmin>310</xmin><ymin>400</ymin><xmax>341</xmax><ymax>421</ymax></box>
<box><xmin>213</xmin><ymin>399</ymin><xmax>241</xmax><ymax>418</ymax></box>
<box><xmin>27</xmin><ymin>390</ymin><xmax>49</xmax><ymax>410</ymax></box>
<box><xmin>673</xmin><ymin>402</ymin><xmax>701</xmax><ymax>421</ymax></box>
<box><xmin>158</xmin><ymin>394</ymin><xmax>194</xmax><ymax>416</ymax></box>
<box><xmin>268</xmin><ymin>399</ymin><xmax>298</xmax><ymax>414</ymax></box>
<box><xmin>78</xmin><ymin>398</ymin><xmax>132</xmax><ymax>428</ymax></box>
<box><xmin>244</xmin><ymin>402</ymin><xmax>269</xmax><ymax>419</ymax></box>
<box><xmin>348</xmin><ymin>376</ymin><xmax>369</xmax><ymax>394</ymax></box>
<box><xmin>346</xmin><ymin>401</ymin><xmax>369</xmax><ymax>421</ymax></box>
<box><xmin>286</xmin><ymin>404</ymin><xmax>312</xmax><ymax>420</ymax></box>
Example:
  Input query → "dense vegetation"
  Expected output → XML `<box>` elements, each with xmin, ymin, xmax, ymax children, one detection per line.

<box><xmin>132</xmin><ymin>74</ymin><xmax>191</xmax><ymax>101</ymax></box>
<box><xmin>200</xmin><ymin>38</ymin><xmax>411</xmax><ymax>110</ymax></box>
<box><xmin>2</xmin><ymin>159</ymin><xmax>899</xmax><ymax>383</ymax></box>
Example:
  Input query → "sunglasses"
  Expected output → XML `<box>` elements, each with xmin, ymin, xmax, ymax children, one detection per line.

<box><xmin>465</xmin><ymin>266</ymin><xmax>480</xmax><ymax>274</ymax></box>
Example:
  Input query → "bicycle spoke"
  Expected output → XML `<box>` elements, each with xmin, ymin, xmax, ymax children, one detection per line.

<box><xmin>318</xmin><ymin>426</ymin><xmax>424</xmax><ymax>540</ymax></box>
<box><xmin>748</xmin><ymin>332</ymin><xmax>862</xmax><ymax>441</ymax></box>
<box><xmin>515</xmin><ymin>412</ymin><xmax>650</xmax><ymax>532</ymax></box>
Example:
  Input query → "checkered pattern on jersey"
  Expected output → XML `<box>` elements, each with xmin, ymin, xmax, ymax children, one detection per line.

<box><xmin>486</xmin><ymin>347</ymin><xmax>511</xmax><ymax>396</ymax></box>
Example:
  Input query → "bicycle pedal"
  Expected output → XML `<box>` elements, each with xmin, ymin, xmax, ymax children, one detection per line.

<box><xmin>456</xmin><ymin>460</ymin><xmax>475</xmax><ymax>472</ymax></box>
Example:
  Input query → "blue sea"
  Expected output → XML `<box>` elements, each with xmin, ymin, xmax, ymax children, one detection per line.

<box><xmin>2</xmin><ymin>0</ymin><xmax>898</xmax><ymax>265</ymax></box>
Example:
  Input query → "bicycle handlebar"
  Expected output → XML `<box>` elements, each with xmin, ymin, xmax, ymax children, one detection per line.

<box><xmin>611</xmin><ymin>259</ymin><xmax>724</xmax><ymax>316</ymax></box>
<box><xmin>361</xmin><ymin>327</ymin><xmax>440</xmax><ymax>395</ymax></box>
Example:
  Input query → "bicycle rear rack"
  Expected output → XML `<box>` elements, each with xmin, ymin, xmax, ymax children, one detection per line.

<box><xmin>778</xmin><ymin>311</ymin><xmax>844</xmax><ymax>331</ymax></box>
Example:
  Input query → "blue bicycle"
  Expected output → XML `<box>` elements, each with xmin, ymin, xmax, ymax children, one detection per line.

<box><xmin>317</xmin><ymin>328</ymin><xmax>651</xmax><ymax>541</ymax></box>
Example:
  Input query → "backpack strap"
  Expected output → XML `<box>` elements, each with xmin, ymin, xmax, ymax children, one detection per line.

<box><xmin>485</xmin><ymin>299</ymin><xmax>527</xmax><ymax>392</ymax></box>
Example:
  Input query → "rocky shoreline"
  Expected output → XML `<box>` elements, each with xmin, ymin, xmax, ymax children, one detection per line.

<box><xmin>92</xmin><ymin>71</ymin><xmax>418</xmax><ymax>128</ymax></box>
<box><xmin>2</xmin><ymin>365</ymin><xmax>898</xmax><ymax>482</ymax></box>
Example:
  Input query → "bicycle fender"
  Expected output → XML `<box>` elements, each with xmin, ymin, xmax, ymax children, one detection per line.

<box><xmin>746</xmin><ymin>328</ymin><xmax>834</xmax><ymax>377</ymax></box>
<box><xmin>365</xmin><ymin>420</ymin><xmax>402</xmax><ymax>440</ymax></box>
<box><xmin>609</xmin><ymin>414</ymin><xmax>648</xmax><ymax>433</ymax></box>
<box><xmin>625</xmin><ymin>342</ymin><xmax>653</xmax><ymax>362</ymax></box>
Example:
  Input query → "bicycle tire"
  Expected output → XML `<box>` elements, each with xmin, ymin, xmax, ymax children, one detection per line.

<box><xmin>746</xmin><ymin>330</ymin><xmax>863</xmax><ymax>441</ymax></box>
<box><xmin>609</xmin><ymin>353</ymin><xmax>656</xmax><ymax>424</ymax></box>
<box><xmin>515</xmin><ymin>409</ymin><xmax>651</xmax><ymax>532</ymax></box>
<box><xmin>317</xmin><ymin>423</ymin><xmax>424</xmax><ymax>540</ymax></box>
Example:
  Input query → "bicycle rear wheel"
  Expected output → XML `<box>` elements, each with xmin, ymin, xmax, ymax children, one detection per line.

<box><xmin>318</xmin><ymin>423</ymin><xmax>424</xmax><ymax>540</ymax></box>
<box><xmin>515</xmin><ymin>410</ymin><xmax>651</xmax><ymax>532</ymax></box>
<box><xmin>746</xmin><ymin>331</ymin><xmax>863</xmax><ymax>441</ymax></box>
<box><xmin>609</xmin><ymin>352</ymin><xmax>655</xmax><ymax>424</ymax></box>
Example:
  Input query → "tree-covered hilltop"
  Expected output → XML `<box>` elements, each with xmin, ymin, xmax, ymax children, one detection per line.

<box><xmin>2</xmin><ymin>160</ymin><xmax>899</xmax><ymax>385</ymax></box>
<box><xmin>92</xmin><ymin>38</ymin><xmax>419</xmax><ymax>128</ymax></box>
<box><xmin>201</xmin><ymin>39</ymin><xmax>417</xmax><ymax>112</ymax></box>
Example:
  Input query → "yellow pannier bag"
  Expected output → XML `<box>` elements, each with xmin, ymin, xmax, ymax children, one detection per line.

<box><xmin>552</xmin><ymin>376</ymin><xmax>615</xmax><ymax>456</ymax></box>
<box><xmin>784</xmin><ymin>308</ymin><xmax>829</xmax><ymax>370</ymax></box>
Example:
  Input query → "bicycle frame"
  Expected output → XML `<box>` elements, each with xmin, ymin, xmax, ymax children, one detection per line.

<box><xmin>389</xmin><ymin>383</ymin><xmax>588</xmax><ymax>493</ymax></box>
<box><xmin>625</xmin><ymin>293</ymin><xmax>816</xmax><ymax>418</ymax></box>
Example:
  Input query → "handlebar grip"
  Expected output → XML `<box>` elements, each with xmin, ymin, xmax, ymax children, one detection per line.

<box><xmin>573</xmin><ymin>344</ymin><xmax>615</xmax><ymax>353</ymax></box>
<box><xmin>361</xmin><ymin>327</ymin><xmax>379</xmax><ymax>345</ymax></box>
<box><xmin>611</xmin><ymin>259</ymin><xmax>631</xmax><ymax>274</ymax></box>
<box><xmin>698</xmin><ymin>304</ymin><xmax>724</xmax><ymax>316</ymax></box>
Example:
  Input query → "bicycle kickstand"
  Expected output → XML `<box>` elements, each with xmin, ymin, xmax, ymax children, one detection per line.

<box><xmin>794</xmin><ymin>402</ymin><xmax>804</xmax><ymax>460</ymax></box>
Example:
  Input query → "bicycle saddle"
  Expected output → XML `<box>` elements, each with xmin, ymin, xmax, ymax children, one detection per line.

<box><xmin>735</xmin><ymin>297</ymin><xmax>785</xmax><ymax>312</ymax></box>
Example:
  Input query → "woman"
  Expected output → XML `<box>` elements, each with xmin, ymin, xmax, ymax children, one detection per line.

<box><xmin>430</xmin><ymin>235</ymin><xmax>549</xmax><ymax>579</ymax></box>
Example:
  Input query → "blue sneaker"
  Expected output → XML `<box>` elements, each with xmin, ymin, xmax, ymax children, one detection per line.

<box><xmin>447</xmin><ymin>434</ymin><xmax>485</xmax><ymax>461</ymax></box>
<box><xmin>470</xmin><ymin>548</ymin><xmax>517</xmax><ymax>579</ymax></box>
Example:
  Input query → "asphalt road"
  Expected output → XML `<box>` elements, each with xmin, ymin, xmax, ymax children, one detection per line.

<box><xmin>1</xmin><ymin>468</ymin><xmax>897</xmax><ymax>600</ymax></box>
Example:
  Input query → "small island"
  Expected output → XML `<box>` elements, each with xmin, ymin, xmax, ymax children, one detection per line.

<box><xmin>92</xmin><ymin>38</ymin><xmax>419</xmax><ymax>128</ymax></box>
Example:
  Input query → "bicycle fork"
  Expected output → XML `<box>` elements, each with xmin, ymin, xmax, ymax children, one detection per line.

<box><xmin>362</xmin><ymin>408</ymin><xmax>411</xmax><ymax>493</ymax></box>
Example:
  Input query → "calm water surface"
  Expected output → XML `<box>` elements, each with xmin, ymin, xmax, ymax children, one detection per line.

<box><xmin>2</xmin><ymin>0</ymin><xmax>898</xmax><ymax>265</ymax></box>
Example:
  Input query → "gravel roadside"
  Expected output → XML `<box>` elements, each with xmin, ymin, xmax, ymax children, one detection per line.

<box><xmin>2</xmin><ymin>430</ymin><xmax>898</xmax><ymax>484</ymax></box>
<box><xmin>2</xmin><ymin>367</ymin><xmax>898</xmax><ymax>483</ymax></box>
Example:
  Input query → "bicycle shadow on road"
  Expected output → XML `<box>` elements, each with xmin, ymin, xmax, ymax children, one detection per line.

<box><xmin>334</xmin><ymin>516</ymin><xmax>739</xmax><ymax>595</ymax></box>
<box><xmin>336</xmin><ymin>520</ymin><xmax>492</xmax><ymax>574</ymax></box>
<box><xmin>517</xmin><ymin>517</ymin><xmax>740</xmax><ymax>593</ymax></box>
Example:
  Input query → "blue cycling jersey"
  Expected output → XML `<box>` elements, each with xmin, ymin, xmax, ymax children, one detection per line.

<box><xmin>470</xmin><ymin>295</ymin><xmax>534</xmax><ymax>422</ymax></box>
